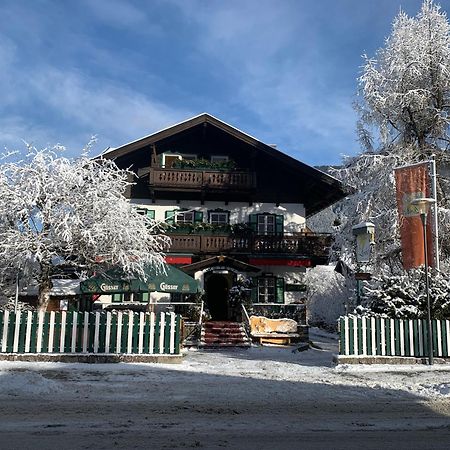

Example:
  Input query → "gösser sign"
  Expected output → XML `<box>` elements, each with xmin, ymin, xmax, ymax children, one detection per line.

<box><xmin>100</xmin><ymin>283</ymin><xmax>120</xmax><ymax>292</ymax></box>
<box><xmin>160</xmin><ymin>282</ymin><xmax>178</xmax><ymax>291</ymax></box>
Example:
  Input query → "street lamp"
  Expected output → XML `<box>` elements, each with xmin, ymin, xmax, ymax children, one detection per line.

<box><xmin>352</xmin><ymin>222</ymin><xmax>375</xmax><ymax>306</ymax></box>
<box><xmin>410</xmin><ymin>197</ymin><xmax>436</xmax><ymax>365</ymax></box>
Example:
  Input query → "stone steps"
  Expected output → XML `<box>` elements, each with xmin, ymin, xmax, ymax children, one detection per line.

<box><xmin>200</xmin><ymin>321</ymin><xmax>251</xmax><ymax>348</ymax></box>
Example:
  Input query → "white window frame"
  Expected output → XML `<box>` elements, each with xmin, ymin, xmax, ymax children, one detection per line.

<box><xmin>162</xmin><ymin>153</ymin><xmax>181</xmax><ymax>168</ymax></box>
<box><xmin>257</xmin><ymin>214</ymin><xmax>276</xmax><ymax>235</ymax></box>
<box><xmin>209</xmin><ymin>211</ymin><xmax>229</xmax><ymax>225</ymax></box>
<box><xmin>257</xmin><ymin>277</ymin><xmax>276</xmax><ymax>303</ymax></box>
<box><xmin>175</xmin><ymin>211</ymin><xmax>194</xmax><ymax>224</ymax></box>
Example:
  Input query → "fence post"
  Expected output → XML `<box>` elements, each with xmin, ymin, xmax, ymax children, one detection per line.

<box><xmin>13</xmin><ymin>311</ymin><xmax>21</xmax><ymax>353</ymax></box>
<box><xmin>159</xmin><ymin>312</ymin><xmax>165</xmax><ymax>355</ymax></box>
<box><xmin>169</xmin><ymin>312</ymin><xmax>176</xmax><ymax>354</ymax></box>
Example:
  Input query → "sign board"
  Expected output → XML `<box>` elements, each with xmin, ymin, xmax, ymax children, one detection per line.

<box><xmin>285</xmin><ymin>283</ymin><xmax>307</xmax><ymax>292</ymax></box>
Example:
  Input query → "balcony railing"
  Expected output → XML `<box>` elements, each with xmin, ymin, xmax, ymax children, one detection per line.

<box><xmin>149</xmin><ymin>167</ymin><xmax>256</xmax><ymax>191</ymax></box>
<box><xmin>168</xmin><ymin>233</ymin><xmax>332</xmax><ymax>259</ymax></box>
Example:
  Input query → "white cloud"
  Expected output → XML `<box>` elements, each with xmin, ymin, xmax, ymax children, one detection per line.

<box><xmin>172</xmin><ymin>0</ymin><xmax>359</xmax><ymax>162</ymax></box>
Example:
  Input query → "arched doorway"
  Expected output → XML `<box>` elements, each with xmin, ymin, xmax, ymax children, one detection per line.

<box><xmin>205</xmin><ymin>274</ymin><xmax>230</xmax><ymax>321</ymax></box>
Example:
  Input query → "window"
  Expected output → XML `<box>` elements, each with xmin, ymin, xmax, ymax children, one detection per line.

<box><xmin>209</xmin><ymin>210</ymin><xmax>229</xmax><ymax>225</ymax></box>
<box><xmin>136</xmin><ymin>208</ymin><xmax>155</xmax><ymax>220</ymax></box>
<box><xmin>257</xmin><ymin>277</ymin><xmax>276</xmax><ymax>303</ymax></box>
<box><xmin>211</xmin><ymin>155</ymin><xmax>228</xmax><ymax>163</ymax></box>
<box><xmin>162</xmin><ymin>153</ymin><xmax>197</xmax><ymax>168</ymax></box>
<box><xmin>162</xmin><ymin>153</ymin><xmax>182</xmax><ymax>168</ymax></box>
<box><xmin>257</xmin><ymin>214</ymin><xmax>275</xmax><ymax>235</ymax></box>
<box><xmin>175</xmin><ymin>211</ymin><xmax>194</xmax><ymax>224</ymax></box>
<box><xmin>165</xmin><ymin>209</ymin><xmax>203</xmax><ymax>225</ymax></box>
<box><xmin>255</xmin><ymin>277</ymin><xmax>285</xmax><ymax>304</ymax></box>
<box><xmin>181</xmin><ymin>154</ymin><xmax>197</xmax><ymax>161</ymax></box>
<box><xmin>249</xmin><ymin>213</ymin><xmax>284</xmax><ymax>236</ymax></box>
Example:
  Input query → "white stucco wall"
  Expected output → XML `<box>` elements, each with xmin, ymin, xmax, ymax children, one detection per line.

<box><xmin>130</xmin><ymin>200</ymin><xmax>306</xmax><ymax>233</ymax></box>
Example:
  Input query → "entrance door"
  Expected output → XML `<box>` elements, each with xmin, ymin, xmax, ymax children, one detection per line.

<box><xmin>205</xmin><ymin>274</ymin><xmax>229</xmax><ymax>321</ymax></box>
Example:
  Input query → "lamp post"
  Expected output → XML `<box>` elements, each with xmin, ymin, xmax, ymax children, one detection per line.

<box><xmin>411</xmin><ymin>197</ymin><xmax>436</xmax><ymax>365</ymax></box>
<box><xmin>352</xmin><ymin>222</ymin><xmax>375</xmax><ymax>306</ymax></box>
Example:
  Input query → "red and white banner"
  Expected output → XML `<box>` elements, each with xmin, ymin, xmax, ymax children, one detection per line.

<box><xmin>394</xmin><ymin>162</ymin><xmax>434</xmax><ymax>270</ymax></box>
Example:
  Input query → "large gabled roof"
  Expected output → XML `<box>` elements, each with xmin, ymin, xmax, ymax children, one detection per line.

<box><xmin>101</xmin><ymin>113</ymin><xmax>350</xmax><ymax>215</ymax></box>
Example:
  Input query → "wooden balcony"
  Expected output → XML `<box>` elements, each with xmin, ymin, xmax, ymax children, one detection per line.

<box><xmin>149</xmin><ymin>167</ymin><xmax>256</xmax><ymax>191</ymax></box>
<box><xmin>168</xmin><ymin>233</ymin><xmax>332</xmax><ymax>260</ymax></box>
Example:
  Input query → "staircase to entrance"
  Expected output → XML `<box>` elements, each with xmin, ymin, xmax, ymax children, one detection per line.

<box><xmin>200</xmin><ymin>321</ymin><xmax>251</xmax><ymax>348</ymax></box>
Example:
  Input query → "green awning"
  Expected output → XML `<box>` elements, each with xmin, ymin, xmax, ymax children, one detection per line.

<box><xmin>80</xmin><ymin>265</ymin><xmax>199</xmax><ymax>295</ymax></box>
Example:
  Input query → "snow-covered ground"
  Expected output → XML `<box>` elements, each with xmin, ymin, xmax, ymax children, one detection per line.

<box><xmin>1</xmin><ymin>329</ymin><xmax>450</xmax><ymax>449</ymax></box>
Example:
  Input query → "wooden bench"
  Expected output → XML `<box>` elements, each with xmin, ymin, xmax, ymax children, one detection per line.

<box><xmin>249</xmin><ymin>316</ymin><xmax>300</xmax><ymax>346</ymax></box>
<box><xmin>251</xmin><ymin>332</ymin><xmax>300</xmax><ymax>345</ymax></box>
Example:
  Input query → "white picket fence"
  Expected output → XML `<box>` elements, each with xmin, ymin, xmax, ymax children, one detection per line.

<box><xmin>0</xmin><ymin>310</ymin><xmax>181</xmax><ymax>355</ymax></box>
<box><xmin>339</xmin><ymin>315</ymin><xmax>450</xmax><ymax>358</ymax></box>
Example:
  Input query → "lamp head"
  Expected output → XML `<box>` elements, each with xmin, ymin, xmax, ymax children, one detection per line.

<box><xmin>410</xmin><ymin>197</ymin><xmax>436</xmax><ymax>215</ymax></box>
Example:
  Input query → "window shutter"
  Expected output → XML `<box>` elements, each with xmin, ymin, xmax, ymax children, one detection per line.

<box><xmin>194</xmin><ymin>211</ymin><xmax>203</xmax><ymax>222</ymax></box>
<box><xmin>275</xmin><ymin>214</ymin><xmax>284</xmax><ymax>236</ymax></box>
<box><xmin>248</xmin><ymin>214</ymin><xmax>258</xmax><ymax>233</ymax></box>
<box><xmin>275</xmin><ymin>278</ymin><xmax>285</xmax><ymax>304</ymax></box>
<box><xmin>165</xmin><ymin>210</ymin><xmax>175</xmax><ymax>225</ymax></box>
<box><xmin>147</xmin><ymin>210</ymin><xmax>155</xmax><ymax>220</ymax></box>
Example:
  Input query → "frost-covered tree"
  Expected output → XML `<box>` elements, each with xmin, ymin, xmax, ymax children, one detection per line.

<box><xmin>308</xmin><ymin>1</ymin><xmax>450</xmax><ymax>324</ymax></box>
<box><xmin>309</xmin><ymin>0</ymin><xmax>450</xmax><ymax>274</ymax></box>
<box><xmin>360</xmin><ymin>268</ymin><xmax>450</xmax><ymax>319</ymax></box>
<box><xmin>357</xmin><ymin>0</ymin><xmax>450</xmax><ymax>150</ymax></box>
<box><xmin>0</xmin><ymin>145</ymin><xmax>170</xmax><ymax>311</ymax></box>
<box><xmin>304</xmin><ymin>265</ymin><xmax>353</xmax><ymax>330</ymax></box>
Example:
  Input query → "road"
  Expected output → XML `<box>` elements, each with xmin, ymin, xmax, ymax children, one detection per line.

<box><xmin>1</xmin><ymin>329</ymin><xmax>450</xmax><ymax>449</ymax></box>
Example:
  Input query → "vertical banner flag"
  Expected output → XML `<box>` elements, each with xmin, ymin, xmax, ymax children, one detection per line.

<box><xmin>394</xmin><ymin>162</ymin><xmax>434</xmax><ymax>270</ymax></box>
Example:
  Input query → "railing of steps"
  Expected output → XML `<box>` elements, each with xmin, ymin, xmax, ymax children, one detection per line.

<box><xmin>241</xmin><ymin>304</ymin><xmax>252</xmax><ymax>341</ymax></box>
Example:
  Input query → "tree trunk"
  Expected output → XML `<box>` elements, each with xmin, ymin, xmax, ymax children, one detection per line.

<box><xmin>37</xmin><ymin>264</ymin><xmax>53</xmax><ymax>312</ymax></box>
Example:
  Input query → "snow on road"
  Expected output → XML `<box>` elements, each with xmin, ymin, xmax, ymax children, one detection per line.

<box><xmin>0</xmin><ymin>329</ymin><xmax>450</xmax><ymax>449</ymax></box>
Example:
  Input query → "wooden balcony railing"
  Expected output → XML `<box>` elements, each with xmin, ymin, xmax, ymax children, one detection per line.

<box><xmin>168</xmin><ymin>233</ymin><xmax>332</xmax><ymax>259</ymax></box>
<box><xmin>149</xmin><ymin>167</ymin><xmax>256</xmax><ymax>191</ymax></box>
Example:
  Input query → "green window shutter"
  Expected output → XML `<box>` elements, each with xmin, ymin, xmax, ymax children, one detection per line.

<box><xmin>275</xmin><ymin>215</ymin><xmax>284</xmax><ymax>236</ymax></box>
<box><xmin>249</xmin><ymin>214</ymin><xmax>258</xmax><ymax>232</ymax></box>
<box><xmin>275</xmin><ymin>278</ymin><xmax>285</xmax><ymax>304</ymax></box>
<box><xmin>147</xmin><ymin>210</ymin><xmax>155</xmax><ymax>220</ymax></box>
<box><xmin>194</xmin><ymin>211</ymin><xmax>203</xmax><ymax>222</ymax></box>
<box><xmin>165</xmin><ymin>210</ymin><xmax>175</xmax><ymax>225</ymax></box>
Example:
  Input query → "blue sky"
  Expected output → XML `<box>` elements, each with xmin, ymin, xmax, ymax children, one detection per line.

<box><xmin>0</xmin><ymin>0</ymin><xmax>432</xmax><ymax>165</ymax></box>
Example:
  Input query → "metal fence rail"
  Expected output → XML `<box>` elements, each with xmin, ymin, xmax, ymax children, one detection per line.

<box><xmin>339</xmin><ymin>315</ymin><xmax>450</xmax><ymax>357</ymax></box>
<box><xmin>0</xmin><ymin>311</ymin><xmax>181</xmax><ymax>355</ymax></box>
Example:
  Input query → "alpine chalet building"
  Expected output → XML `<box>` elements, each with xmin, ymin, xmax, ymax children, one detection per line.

<box><xmin>101</xmin><ymin>114</ymin><xmax>347</xmax><ymax>334</ymax></box>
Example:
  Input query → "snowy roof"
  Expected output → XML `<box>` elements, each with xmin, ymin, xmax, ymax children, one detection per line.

<box><xmin>21</xmin><ymin>279</ymin><xmax>81</xmax><ymax>296</ymax></box>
